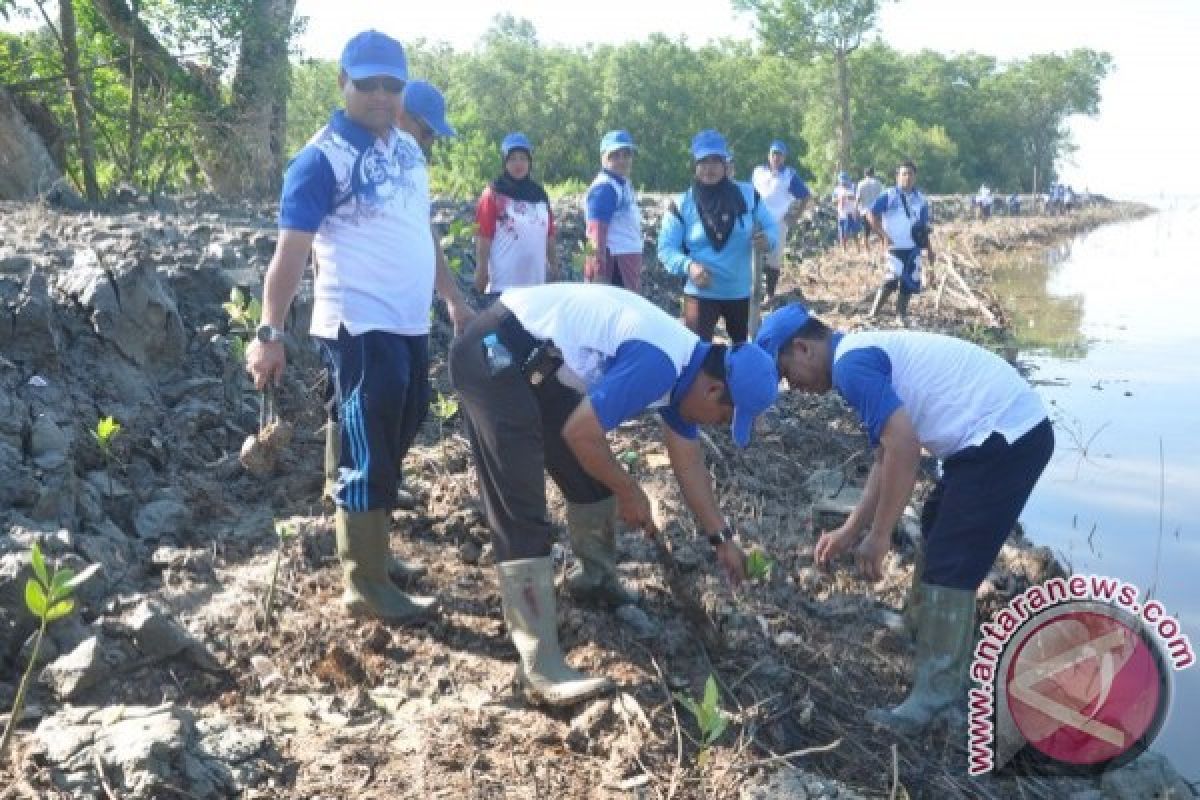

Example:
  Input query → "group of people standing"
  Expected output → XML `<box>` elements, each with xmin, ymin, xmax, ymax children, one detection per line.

<box><xmin>245</xmin><ymin>29</ymin><xmax>1056</xmax><ymax>742</ymax></box>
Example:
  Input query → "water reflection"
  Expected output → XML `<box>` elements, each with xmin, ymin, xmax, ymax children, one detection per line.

<box><xmin>992</xmin><ymin>249</ymin><xmax>1088</xmax><ymax>359</ymax></box>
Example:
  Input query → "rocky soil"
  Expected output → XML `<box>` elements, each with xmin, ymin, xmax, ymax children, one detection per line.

<box><xmin>0</xmin><ymin>193</ymin><xmax>1191</xmax><ymax>799</ymax></box>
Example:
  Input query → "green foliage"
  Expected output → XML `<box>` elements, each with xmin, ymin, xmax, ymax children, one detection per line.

<box><xmin>432</xmin><ymin>392</ymin><xmax>459</xmax><ymax>423</ymax></box>
<box><xmin>439</xmin><ymin>218</ymin><xmax>477</xmax><ymax>276</ymax></box>
<box><xmin>223</xmin><ymin>287</ymin><xmax>261</xmax><ymax>363</ymax></box>
<box><xmin>675</xmin><ymin>674</ymin><xmax>730</xmax><ymax>762</ymax></box>
<box><xmin>745</xmin><ymin>548</ymin><xmax>775</xmax><ymax>582</ymax></box>
<box><xmin>92</xmin><ymin>415</ymin><xmax>122</xmax><ymax>454</ymax></box>
<box><xmin>1</xmin><ymin>542</ymin><xmax>83</xmax><ymax>760</ymax></box>
<box><xmin>263</xmin><ymin>521</ymin><xmax>296</xmax><ymax>630</ymax></box>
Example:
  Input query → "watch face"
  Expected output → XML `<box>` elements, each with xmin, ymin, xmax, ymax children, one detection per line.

<box><xmin>256</xmin><ymin>325</ymin><xmax>275</xmax><ymax>343</ymax></box>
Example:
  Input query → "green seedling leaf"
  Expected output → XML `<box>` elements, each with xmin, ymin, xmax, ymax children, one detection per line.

<box><xmin>50</xmin><ymin>567</ymin><xmax>76</xmax><ymax>602</ymax></box>
<box><xmin>619</xmin><ymin>450</ymin><xmax>639</xmax><ymax>466</ymax></box>
<box><xmin>30</xmin><ymin>541</ymin><xmax>49</xmax><ymax>589</ymax></box>
<box><xmin>276</xmin><ymin>522</ymin><xmax>296</xmax><ymax>541</ymax></box>
<box><xmin>25</xmin><ymin>579</ymin><xmax>47</xmax><ymax>618</ymax></box>
<box><xmin>46</xmin><ymin>598</ymin><xmax>75</xmax><ymax>622</ymax></box>
<box><xmin>93</xmin><ymin>416</ymin><xmax>122</xmax><ymax>448</ymax></box>
<box><xmin>674</xmin><ymin>674</ymin><xmax>729</xmax><ymax>752</ymax></box>
<box><xmin>745</xmin><ymin>549</ymin><xmax>774</xmax><ymax>582</ymax></box>
<box><xmin>433</xmin><ymin>392</ymin><xmax>459</xmax><ymax>421</ymax></box>
<box><xmin>230</xmin><ymin>337</ymin><xmax>248</xmax><ymax>363</ymax></box>
<box><xmin>230</xmin><ymin>287</ymin><xmax>245</xmax><ymax>308</ymax></box>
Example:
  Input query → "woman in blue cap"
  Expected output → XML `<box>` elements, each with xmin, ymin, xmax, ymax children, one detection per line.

<box><xmin>658</xmin><ymin>129</ymin><xmax>778</xmax><ymax>343</ymax></box>
<box><xmin>584</xmin><ymin>130</ymin><xmax>644</xmax><ymax>292</ymax></box>
<box><xmin>474</xmin><ymin>132</ymin><xmax>558</xmax><ymax>306</ymax></box>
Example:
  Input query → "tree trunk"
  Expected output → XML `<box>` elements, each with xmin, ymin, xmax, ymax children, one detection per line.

<box><xmin>59</xmin><ymin>0</ymin><xmax>100</xmax><ymax>202</ymax></box>
<box><xmin>834</xmin><ymin>47</ymin><xmax>852</xmax><ymax>171</ymax></box>
<box><xmin>125</xmin><ymin>0</ymin><xmax>141</xmax><ymax>185</ymax></box>
<box><xmin>0</xmin><ymin>88</ymin><xmax>74</xmax><ymax>201</ymax></box>
<box><xmin>90</xmin><ymin>0</ymin><xmax>296</xmax><ymax>198</ymax></box>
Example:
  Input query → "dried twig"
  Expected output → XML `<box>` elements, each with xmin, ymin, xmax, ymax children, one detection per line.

<box><xmin>726</xmin><ymin>737</ymin><xmax>842</xmax><ymax>770</ymax></box>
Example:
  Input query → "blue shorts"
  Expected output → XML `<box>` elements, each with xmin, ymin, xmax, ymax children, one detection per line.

<box><xmin>921</xmin><ymin>418</ymin><xmax>1054</xmax><ymax>590</ymax></box>
<box><xmin>317</xmin><ymin>328</ymin><xmax>431</xmax><ymax>512</ymax></box>
<box><xmin>838</xmin><ymin>216</ymin><xmax>862</xmax><ymax>238</ymax></box>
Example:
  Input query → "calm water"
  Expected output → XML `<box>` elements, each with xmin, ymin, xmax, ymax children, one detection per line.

<box><xmin>995</xmin><ymin>198</ymin><xmax>1200</xmax><ymax>775</ymax></box>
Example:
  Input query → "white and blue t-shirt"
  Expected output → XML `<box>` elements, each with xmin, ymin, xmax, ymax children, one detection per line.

<box><xmin>830</xmin><ymin>330</ymin><xmax>1046</xmax><ymax>459</ymax></box>
<box><xmin>869</xmin><ymin>187</ymin><xmax>931</xmax><ymax>250</ymax></box>
<box><xmin>751</xmin><ymin>165</ymin><xmax>811</xmax><ymax>223</ymax></box>
<box><xmin>585</xmin><ymin>170</ymin><xmax>643</xmax><ymax>255</ymax></box>
<box><xmin>500</xmin><ymin>283</ymin><xmax>706</xmax><ymax>438</ymax></box>
<box><xmin>280</xmin><ymin>110</ymin><xmax>435</xmax><ymax>338</ymax></box>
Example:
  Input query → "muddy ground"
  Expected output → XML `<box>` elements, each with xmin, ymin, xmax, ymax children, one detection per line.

<box><xmin>0</xmin><ymin>195</ymin><xmax>1189</xmax><ymax>800</ymax></box>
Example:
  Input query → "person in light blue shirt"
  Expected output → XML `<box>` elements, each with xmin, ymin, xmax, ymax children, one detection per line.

<box><xmin>658</xmin><ymin>129</ymin><xmax>778</xmax><ymax>343</ymax></box>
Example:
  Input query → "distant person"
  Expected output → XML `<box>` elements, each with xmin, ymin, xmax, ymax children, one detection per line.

<box><xmin>658</xmin><ymin>129</ymin><xmax>778</xmax><ymax>343</ymax></box>
<box><xmin>833</xmin><ymin>171</ymin><xmax>863</xmax><ymax>253</ymax></box>
<box><xmin>1063</xmin><ymin>184</ymin><xmax>1076</xmax><ymax>212</ymax></box>
<box><xmin>450</xmin><ymin>283</ymin><xmax>778</xmax><ymax>705</ymax></box>
<box><xmin>473</xmin><ymin>132</ymin><xmax>558</xmax><ymax>306</ymax></box>
<box><xmin>865</xmin><ymin>159</ymin><xmax>934</xmax><ymax>320</ymax></box>
<box><xmin>246</xmin><ymin>35</ymin><xmax>471</xmax><ymax>623</ymax></box>
<box><xmin>1007</xmin><ymin>193</ymin><xmax>1021</xmax><ymax>216</ymax></box>
<box><xmin>751</xmin><ymin>140</ymin><xmax>812</xmax><ymax>305</ymax></box>
<box><xmin>856</xmin><ymin>167</ymin><xmax>884</xmax><ymax>245</ymax></box>
<box><xmin>755</xmin><ymin>302</ymin><xmax>1054</xmax><ymax>737</ymax></box>
<box><xmin>584</xmin><ymin>130</ymin><xmax>643</xmax><ymax>292</ymax></box>
<box><xmin>975</xmin><ymin>184</ymin><xmax>994</xmax><ymax>221</ymax></box>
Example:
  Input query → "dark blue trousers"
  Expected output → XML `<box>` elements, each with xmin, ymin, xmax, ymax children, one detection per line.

<box><xmin>317</xmin><ymin>327</ymin><xmax>430</xmax><ymax>513</ymax></box>
<box><xmin>921</xmin><ymin>418</ymin><xmax>1055</xmax><ymax>590</ymax></box>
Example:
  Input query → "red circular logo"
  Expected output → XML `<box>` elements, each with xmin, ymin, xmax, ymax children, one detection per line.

<box><xmin>1005</xmin><ymin>608</ymin><xmax>1167</xmax><ymax>767</ymax></box>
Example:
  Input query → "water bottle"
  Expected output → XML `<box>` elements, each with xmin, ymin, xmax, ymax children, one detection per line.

<box><xmin>482</xmin><ymin>333</ymin><xmax>512</xmax><ymax>375</ymax></box>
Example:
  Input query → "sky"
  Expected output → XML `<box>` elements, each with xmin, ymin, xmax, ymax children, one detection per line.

<box><xmin>290</xmin><ymin>0</ymin><xmax>1199</xmax><ymax>199</ymax></box>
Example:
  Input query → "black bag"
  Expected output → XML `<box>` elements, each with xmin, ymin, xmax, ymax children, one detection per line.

<box><xmin>899</xmin><ymin>191</ymin><xmax>930</xmax><ymax>249</ymax></box>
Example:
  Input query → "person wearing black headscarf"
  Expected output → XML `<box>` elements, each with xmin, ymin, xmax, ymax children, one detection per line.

<box><xmin>658</xmin><ymin>130</ymin><xmax>779</xmax><ymax>343</ymax></box>
<box><xmin>474</xmin><ymin>133</ymin><xmax>558</xmax><ymax>306</ymax></box>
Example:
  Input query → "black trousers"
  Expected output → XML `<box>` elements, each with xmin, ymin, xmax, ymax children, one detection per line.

<box><xmin>449</xmin><ymin>303</ymin><xmax>610</xmax><ymax>563</ymax></box>
<box><xmin>683</xmin><ymin>295</ymin><xmax>750</xmax><ymax>343</ymax></box>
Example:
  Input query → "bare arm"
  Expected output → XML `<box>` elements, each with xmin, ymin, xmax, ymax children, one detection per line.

<box><xmin>474</xmin><ymin>234</ymin><xmax>492</xmax><ymax>293</ymax></box>
<box><xmin>855</xmin><ymin>410</ymin><xmax>921</xmax><ymax>581</ymax></box>
<box><xmin>562</xmin><ymin>399</ymin><xmax>656</xmax><ymax>533</ymax></box>
<box><xmin>245</xmin><ymin>229</ymin><xmax>314</xmax><ymax>389</ymax></box>
<box><xmin>432</xmin><ymin>224</ymin><xmax>474</xmax><ymax>334</ymax></box>
<box><xmin>545</xmin><ymin>227</ymin><xmax>559</xmax><ymax>281</ymax></box>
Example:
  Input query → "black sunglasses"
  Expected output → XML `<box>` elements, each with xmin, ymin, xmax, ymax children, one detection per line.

<box><xmin>351</xmin><ymin>76</ymin><xmax>405</xmax><ymax>94</ymax></box>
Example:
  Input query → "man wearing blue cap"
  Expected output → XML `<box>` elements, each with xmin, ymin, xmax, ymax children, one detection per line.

<box><xmin>450</xmin><ymin>283</ymin><xmax>777</xmax><ymax>706</ymax></box>
<box><xmin>755</xmin><ymin>302</ymin><xmax>1054</xmax><ymax>737</ymax></box>
<box><xmin>246</xmin><ymin>31</ymin><xmax>471</xmax><ymax>624</ymax></box>
<box><xmin>584</xmin><ymin>130</ymin><xmax>644</xmax><ymax>292</ymax></box>
<box><xmin>751</xmin><ymin>141</ymin><xmax>811</xmax><ymax>305</ymax></box>
<box><xmin>865</xmin><ymin>159</ymin><xmax>934</xmax><ymax>319</ymax></box>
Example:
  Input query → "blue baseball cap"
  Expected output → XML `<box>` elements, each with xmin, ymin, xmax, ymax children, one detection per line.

<box><xmin>769</xmin><ymin>139</ymin><xmax>788</xmax><ymax>155</ymax></box>
<box><xmin>838</xmin><ymin>171</ymin><xmax>851</xmax><ymax>185</ymax></box>
<box><xmin>692</xmin><ymin>129</ymin><xmax>730</xmax><ymax>161</ymax></box>
<box><xmin>754</xmin><ymin>303</ymin><xmax>811</xmax><ymax>359</ymax></box>
<box><xmin>725</xmin><ymin>343</ymin><xmax>779</xmax><ymax>448</ymax></box>
<box><xmin>340</xmin><ymin>31</ymin><xmax>408</xmax><ymax>82</ymax></box>
<box><xmin>403</xmin><ymin>80</ymin><xmax>456</xmax><ymax>137</ymax></box>
<box><xmin>600</xmin><ymin>130</ymin><xmax>636</xmax><ymax>155</ymax></box>
<box><xmin>502</xmin><ymin>132</ymin><xmax>532</xmax><ymax>159</ymax></box>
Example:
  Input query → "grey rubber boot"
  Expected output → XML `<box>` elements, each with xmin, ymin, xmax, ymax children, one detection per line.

<box><xmin>326</xmin><ymin>423</ymin><xmax>426</xmax><ymax>581</ymax></box>
<box><xmin>565</xmin><ymin>497</ymin><xmax>638</xmax><ymax>608</ymax></box>
<box><xmin>901</xmin><ymin>546</ymin><xmax>926</xmax><ymax>640</ymax></box>
<box><xmin>497</xmin><ymin>556</ymin><xmax>614</xmax><ymax>707</ymax></box>
<box><xmin>336</xmin><ymin>509</ymin><xmax>437</xmax><ymax>622</ymax></box>
<box><xmin>867</xmin><ymin>584</ymin><xmax>976</xmax><ymax>735</ymax></box>
<box><xmin>869</xmin><ymin>283</ymin><xmax>895</xmax><ymax>318</ymax></box>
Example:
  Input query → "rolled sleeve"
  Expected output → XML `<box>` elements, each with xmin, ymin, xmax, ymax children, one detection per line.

<box><xmin>588</xmin><ymin>341</ymin><xmax>679</xmax><ymax>431</ymax></box>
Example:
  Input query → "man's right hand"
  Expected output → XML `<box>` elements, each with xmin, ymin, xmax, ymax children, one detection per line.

<box><xmin>246</xmin><ymin>340</ymin><xmax>285</xmax><ymax>390</ymax></box>
<box><xmin>616</xmin><ymin>484</ymin><xmax>659</xmax><ymax>537</ymax></box>
<box><xmin>814</xmin><ymin>522</ymin><xmax>860</xmax><ymax>569</ymax></box>
<box><xmin>688</xmin><ymin>261</ymin><xmax>712</xmax><ymax>289</ymax></box>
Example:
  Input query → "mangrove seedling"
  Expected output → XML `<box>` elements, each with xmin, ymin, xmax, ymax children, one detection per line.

<box><xmin>0</xmin><ymin>542</ymin><xmax>82</xmax><ymax>760</ymax></box>
<box><xmin>92</xmin><ymin>415</ymin><xmax>122</xmax><ymax>496</ymax></box>
<box><xmin>674</xmin><ymin>674</ymin><xmax>729</xmax><ymax>765</ymax></box>
<box><xmin>440</xmin><ymin>218</ymin><xmax>477</xmax><ymax>276</ymax></box>
<box><xmin>263</xmin><ymin>522</ymin><xmax>297</xmax><ymax>631</ymax></box>
<box><xmin>745</xmin><ymin>548</ymin><xmax>775</xmax><ymax>583</ymax></box>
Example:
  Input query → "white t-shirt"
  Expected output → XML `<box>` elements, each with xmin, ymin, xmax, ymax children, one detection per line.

<box><xmin>280</xmin><ymin>111</ymin><xmax>435</xmax><ymax>337</ymax></box>
<box><xmin>832</xmin><ymin>330</ymin><xmax>1046</xmax><ymax>459</ymax></box>
<box><xmin>752</xmin><ymin>165</ymin><xmax>805</xmax><ymax>222</ymax></box>
<box><xmin>475</xmin><ymin>186</ymin><xmax>551</xmax><ymax>293</ymax></box>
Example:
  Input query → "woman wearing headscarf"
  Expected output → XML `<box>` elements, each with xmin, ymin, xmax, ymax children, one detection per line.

<box><xmin>658</xmin><ymin>130</ymin><xmax>778</xmax><ymax>344</ymax></box>
<box><xmin>474</xmin><ymin>133</ymin><xmax>558</xmax><ymax>306</ymax></box>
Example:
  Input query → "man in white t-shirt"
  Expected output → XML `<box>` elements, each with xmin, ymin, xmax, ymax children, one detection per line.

<box><xmin>757</xmin><ymin>303</ymin><xmax>1054</xmax><ymax>737</ymax></box>
<box><xmin>751</xmin><ymin>140</ymin><xmax>811</xmax><ymax>304</ymax></box>
<box><xmin>450</xmin><ymin>283</ymin><xmax>778</xmax><ymax>706</ymax></box>
<box><xmin>246</xmin><ymin>33</ymin><xmax>473</xmax><ymax>624</ymax></box>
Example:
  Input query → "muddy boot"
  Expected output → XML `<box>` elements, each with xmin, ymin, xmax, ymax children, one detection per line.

<box><xmin>327</xmin><ymin>424</ymin><xmax>426</xmax><ymax>581</ymax></box>
<box><xmin>565</xmin><ymin>497</ymin><xmax>638</xmax><ymax>608</ymax></box>
<box><xmin>867</xmin><ymin>584</ymin><xmax>975</xmax><ymax>735</ymax></box>
<box><xmin>896</xmin><ymin>289</ymin><xmax>912</xmax><ymax>321</ymax></box>
<box><xmin>497</xmin><ymin>556</ymin><xmax>614</xmax><ymax>706</ymax></box>
<box><xmin>763</xmin><ymin>267</ymin><xmax>781</xmax><ymax>305</ymax></box>
<box><xmin>901</xmin><ymin>547</ymin><xmax>926</xmax><ymax>641</ymax></box>
<box><xmin>869</xmin><ymin>282</ymin><xmax>895</xmax><ymax>318</ymax></box>
<box><xmin>336</xmin><ymin>509</ymin><xmax>437</xmax><ymax>622</ymax></box>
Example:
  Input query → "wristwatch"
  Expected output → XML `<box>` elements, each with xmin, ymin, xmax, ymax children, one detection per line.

<box><xmin>707</xmin><ymin>525</ymin><xmax>735</xmax><ymax>549</ymax></box>
<box><xmin>255</xmin><ymin>324</ymin><xmax>285</xmax><ymax>344</ymax></box>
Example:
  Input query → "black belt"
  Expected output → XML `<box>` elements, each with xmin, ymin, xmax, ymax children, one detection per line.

<box><xmin>494</xmin><ymin>309</ymin><xmax>564</xmax><ymax>387</ymax></box>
